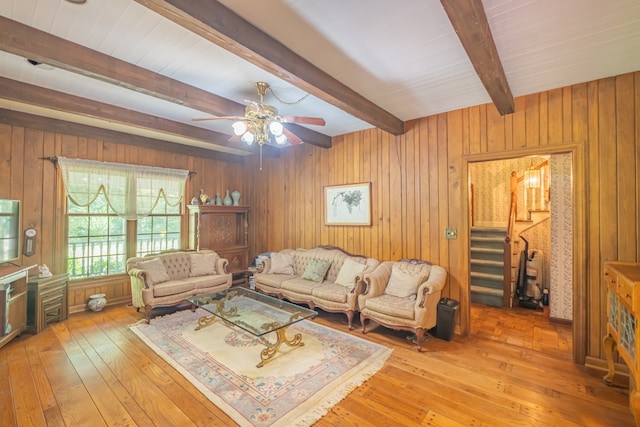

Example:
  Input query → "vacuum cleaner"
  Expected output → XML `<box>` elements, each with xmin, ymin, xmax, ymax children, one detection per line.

<box><xmin>514</xmin><ymin>236</ymin><xmax>544</xmax><ymax>310</ymax></box>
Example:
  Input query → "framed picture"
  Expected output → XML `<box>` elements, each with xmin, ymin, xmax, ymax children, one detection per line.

<box><xmin>324</xmin><ymin>182</ymin><xmax>371</xmax><ymax>226</ymax></box>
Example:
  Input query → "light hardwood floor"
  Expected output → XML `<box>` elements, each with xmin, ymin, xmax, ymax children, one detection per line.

<box><xmin>0</xmin><ymin>302</ymin><xmax>634</xmax><ymax>426</ymax></box>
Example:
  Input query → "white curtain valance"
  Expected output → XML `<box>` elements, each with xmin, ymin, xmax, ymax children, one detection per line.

<box><xmin>57</xmin><ymin>157</ymin><xmax>189</xmax><ymax>220</ymax></box>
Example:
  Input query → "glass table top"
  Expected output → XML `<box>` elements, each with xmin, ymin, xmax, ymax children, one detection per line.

<box><xmin>186</xmin><ymin>287</ymin><xmax>317</xmax><ymax>337</ymax></box>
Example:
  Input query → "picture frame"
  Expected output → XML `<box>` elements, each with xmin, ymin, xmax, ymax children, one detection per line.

<box><xmin>324</xmin><ymin>182</ymin><xmax>371</xmax><ymax>226</ymax></box>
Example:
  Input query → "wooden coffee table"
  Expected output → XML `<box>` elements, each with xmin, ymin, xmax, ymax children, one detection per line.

<box><xmin>186</xmin><ymin>287</ymin><xmax>317</xmax><ymax>367</ymax></box>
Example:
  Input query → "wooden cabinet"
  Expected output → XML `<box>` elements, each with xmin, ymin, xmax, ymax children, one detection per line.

<box><xmin>0</xmin><ymin>265</ymin><xmax>36</xmax><ymax>350</ymax></box>
<box><xmin>27</xmin><ymin>273</ymin><xmax>69</xmax><ymax>334</ymax></box>
<box><xmin>603</xmin><ymin>261</ymin><xmax>640</xmax><ymax>424</ymax></box>
<box><xmin>187</xmin><ymin>205</ymin><xmax>250</xmax><ymax>273</ymax></box>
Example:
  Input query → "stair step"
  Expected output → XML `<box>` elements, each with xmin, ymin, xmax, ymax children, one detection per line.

<box><xmin>470</xmin><ymin>271</ymin><xmax>503</xmax><ymax>281</ymax></box>
<box><xmin>471</xmin><ymin>226</ymin><xmax>507</xmax><ymax>234</ymax></box>
<box><xmin>471</xmin><ymin>236</ymin><xmax>504</xmax><ymax>243</ymax></box>
<box><xmin>470</xmin><ymin>285</ymin><xmax>504</xmax><ymax>307</ymax></box>
<box><xmin>471</xmin><ymin>247</ymin><xmax>504</xmax><ymax>262</ymax></box>
<box><xmin>471</xmin><ymin>247</ymin><xmax>503</xmax><ymax>254</ymax></box>
<box><xmin>471</xmin><ymin>259</ymin><xmax>503</xmax><ymax>267</ymax></box>
<box><xmin>470</xmin><ymin>285</ymin><xmax>503</xmax><ymax>297</ymax></box>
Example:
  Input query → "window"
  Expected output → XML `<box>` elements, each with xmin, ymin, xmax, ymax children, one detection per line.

<box><xmin>68</xmin><ymin>192</ymin><xmax>127</xmax><ymax>279</ymax></box>
<box><xmin>136</xmin><ymin>197</ymin><xmax>181</xmax><ymax>257</ymax></box>
<box><xmin>58</xmin><ymin>157</ymin><xmax>189</xmax><ymax>280</ymax></box>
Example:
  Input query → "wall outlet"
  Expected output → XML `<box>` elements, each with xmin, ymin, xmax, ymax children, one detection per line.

<box><xmin>445</xmin><ymin>228</ymin><xmax>457</xmax><ymax>239</ymax></box>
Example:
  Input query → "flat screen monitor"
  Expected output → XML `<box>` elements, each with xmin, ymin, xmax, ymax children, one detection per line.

<box><xmin>0</xmin><ymin>200</ymin><xmax>20</xmax><ymax>264</ymax></box>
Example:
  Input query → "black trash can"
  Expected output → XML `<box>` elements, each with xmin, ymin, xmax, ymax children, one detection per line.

<box><xmin>434</xmin><ymin>298</ymin><xmax>459</xmax><ymax>341</ymax></box>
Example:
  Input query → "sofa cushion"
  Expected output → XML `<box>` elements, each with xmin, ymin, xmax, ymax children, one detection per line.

<box><xmin>311</xmin><ymin>283</ymin><xmax>349</xmax><ymax>304</ymax></box>
<box><xmin>365</xmin><ymin>294</ymin><xmax>415</xmax><ymax>320</ymax></box>
<box><xmin>138</xmin><ymin>257</ymin><xmax>171</xmax><ymax>285</ymax></box>
<box><xmin>335</xmin><ymin>258</ymin><xmax>367</xmax><ymax>288</ymax></box>
<box><xmin>270</xmin><ymin>252</ymin><xmax>295</xmax><ymax>274</ymax></box>
<box><xmin>184</xmin><ymin>275</ymin><xmax>230</xmax><ymax>290</ymax></box>
<box><xmin>281</xmin><ymin>277</ymin><xmax>324</xmax><ymax>295</ymax></box>
<box><xmin>385</xmin><ymin>266</ymin><xmax>424</xmax><ymax>298</ymax></box>
<box><xmin>189</xmin><ymin>252</ymin><xmax>218</xmax><ymax>277</ymax></box>
<box><xmin>152</xmin><ymin>279</ymin><xmax>194</xmax><ymax>297</ymax></box>
<box><xmin>254</xmin><ymin>273</ymin><xmax>296</xmax><ymax>289</ymax></box>
<box><xmin>301</xmin><ymin>258</ymin><xmax>331</xmax><ymax>282</ymax></box>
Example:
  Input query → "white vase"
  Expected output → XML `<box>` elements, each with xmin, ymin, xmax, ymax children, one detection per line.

<box><xmin>231</xmin><ymin>190</ymin><xmax>241</xmax><ymax>206</ymax></box>
<box><xmin>88</xmin><ymin>293</ymin><xmax>107</xmax><ymax>312</ymax></box>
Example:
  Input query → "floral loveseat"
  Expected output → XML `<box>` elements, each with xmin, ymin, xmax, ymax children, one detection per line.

<box><xmin>126</xmin><ymin>250</ymin><xmax>232</xmax><ymax>323</ymax></box>
<box><xmin>253</xmin><ymin>246</ymin><xmax>380</xmax><ymax>329</ymax></box>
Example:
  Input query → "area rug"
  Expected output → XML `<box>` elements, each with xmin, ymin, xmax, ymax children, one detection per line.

<box><xmin>129</xmin><ymin>308</ymin><xmax>392</xmax><ymax>426</ymax></box>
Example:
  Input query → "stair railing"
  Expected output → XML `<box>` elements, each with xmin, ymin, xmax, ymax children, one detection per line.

<box><xmin>504</xmin><ymin>171</ymin><xmax>518</xmax><ymax>307</ymax></box>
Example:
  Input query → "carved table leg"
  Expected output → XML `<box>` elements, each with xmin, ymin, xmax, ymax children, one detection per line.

<box><xmin>602</xmin><ymin>334</ymin><xmax>617</xmax><ymax>385</ymax></box>
<box><xmin>257</xmin><ymin>324</ymin><xmax>304</xmax><ymax>368</ymax></box>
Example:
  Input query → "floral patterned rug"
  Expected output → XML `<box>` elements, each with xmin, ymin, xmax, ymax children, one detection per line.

<box><xmin>129</xmin><ymin>307</ymin><xmax>392</xmax><ymax>427</ymax></box>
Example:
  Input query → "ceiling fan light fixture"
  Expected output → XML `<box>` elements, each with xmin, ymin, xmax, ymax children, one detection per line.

<box><xmin>241</xmin><ymin>132</ymin><xmax>255</xmax><ymax>145</ymax></box>
<box><xmin>232</xmin><ymin>120</ymin><xmax>247</xmax><ymax>136</ymax></box>
<box><xmin>269</xmin><ymin>120</ymin><xmax>284</xmax><ymax>136</ymax></box>
<box><xmin>275</xmin><ymin>134</ymin><xmax>287</xmax><ymax>145</ymax></box>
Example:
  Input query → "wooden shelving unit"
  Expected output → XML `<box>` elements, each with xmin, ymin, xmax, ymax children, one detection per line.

<box><xmin>187</xmin><ymin>205</ymin><xmax>250</xmax><ymax>273</ymax></box>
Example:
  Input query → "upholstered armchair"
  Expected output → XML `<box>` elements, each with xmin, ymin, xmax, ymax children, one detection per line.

<box><xmin>358</xmin><ymin>259</ymin><xmax>448</xmax><ymax>351</ymax></box>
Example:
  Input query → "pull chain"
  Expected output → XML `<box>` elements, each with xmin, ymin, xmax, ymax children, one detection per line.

<box><xmin>267</xmin><ymin>86</ymin><xmax>310</xmax><ymax>105</ymax></box>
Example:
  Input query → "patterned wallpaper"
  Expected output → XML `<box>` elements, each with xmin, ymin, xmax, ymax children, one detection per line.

<box><xmin>549</xmin><ymin>152</ymin><xmax>573</xmax><ymax>320</ymax></box>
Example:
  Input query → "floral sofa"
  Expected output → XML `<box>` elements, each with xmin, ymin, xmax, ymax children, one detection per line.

<box><xmin>126</xmin><ymin>250</ymin><xmax>232</xmax><ymax>323</ymax></box>
<box><xmin>253</xmin><ymin>246</ymin><xmax>380</xmax><ymax>329</ymax></box>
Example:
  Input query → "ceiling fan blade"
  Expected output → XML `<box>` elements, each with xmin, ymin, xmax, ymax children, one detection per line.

<box><xmin>283</xmin><ymin>127</ymin><xmax>302</xmax><ymax>145</ymax></box>
<box><xmin>192</xmin><ymin>116</ymin><xmax>244</xmax><ymax>122</ymax></box>
<box><xmin>228</xmin><ymin>135</ymin><xmax>242</xmax><ymax>143</ymax></box>
<box><xmin>280</xmin><ymin>115</ymin><xmax>326</xmax><ymax>126</ymax></box>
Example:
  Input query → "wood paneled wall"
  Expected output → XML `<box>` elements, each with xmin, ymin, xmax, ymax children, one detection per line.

<box><xmin>245</xmin><ymin>71</ymin><xmax>640</xmax><ymax>364</ymax></box>
<box><xmin>0</xmin><ymin>126</ymin><xmax>245</xmax><ymax>312</ymax></box>
<box><xmin>1</xmin><ymin>71</ymin><xmax>638</xmax><ymax>364</ymax></box>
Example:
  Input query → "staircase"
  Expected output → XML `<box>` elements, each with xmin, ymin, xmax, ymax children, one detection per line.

<box><xmin>470</xmin><ymin>226</ymin><xmax>508</xmax><ymax>307</ymax></box>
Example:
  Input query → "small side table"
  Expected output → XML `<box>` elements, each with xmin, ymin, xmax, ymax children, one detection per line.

<box><xmin>26</xmin><ymin>273</ymin><xmax>69</xmax><ymax>334</ymax></box>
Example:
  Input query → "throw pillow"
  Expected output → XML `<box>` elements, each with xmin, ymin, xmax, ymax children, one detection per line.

<box><xmin>269</xmin><ymin>252</ymin><xmax>295</xmax><ymax>274</ymax></box>
<box><xmin>189</xmin><ymin>252</ymin><xmax>218</xmax><ymax>277</ymax></box>
<box><xmin>335</xmin><ymin>258</ymin><xmax>367</xmax><ymax>287</ymax></box>
<box><xmin>137</xmin><ymin>257</ymin><xmax>171</xmax><ymax>284</ymax></box>
<box><xmin>384</xmin><ymin>266</ymin><xmax>424</xmax><ymax>298</ymax></box>
<box><xmin>301</xmin><ymin>258</ymin><xmax>331</xmax><ymax>282</ymax></box>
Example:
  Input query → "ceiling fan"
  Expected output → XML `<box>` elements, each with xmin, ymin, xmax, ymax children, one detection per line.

<box><xmin>193</xmin><ymin>82</ymin><xmax>326</xmax><ymax>147</ymax></box>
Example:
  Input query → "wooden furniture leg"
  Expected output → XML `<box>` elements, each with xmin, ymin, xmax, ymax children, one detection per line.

<box><xmin>602</xmin><ymin>334</ymin><xmax>616</xmax><ymax>385</ymax></box>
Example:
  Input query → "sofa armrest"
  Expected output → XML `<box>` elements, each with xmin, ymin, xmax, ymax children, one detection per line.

<box><xmin>216</xmin><ymin>258</ymin><xmax>229</xmax><ymax>275</ymax></box>
<box><xmin>416</xmin><ymin>265</ymin><xmax>447</xmax><ymax>307</ymax></box>
<box><xmin>258</xmin><ymin>258</ymin><xmax>272</xmax><ymax>273</ymax></box>
<box><xmin>128</xmin><ymin>268</ymin><xmax>151</xmax><ymax>287</ymax></box>
<box><xmin>413</xmin><ymin>265</ymin><xmax>448</xmax><ymax>327</ymax></box>
<box><xmin>360</xmin><ymin>261</ymin><xmax>393</xmax><ymax>299</ymax></box>
<box><xmin>127</xmin><ymin>267</ymin><xmax>151</xmax><ymax>308</ymax></box>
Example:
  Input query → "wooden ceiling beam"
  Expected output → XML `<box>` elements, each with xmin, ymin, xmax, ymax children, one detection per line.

<box><xmin>0</xmin><ymin>76</ymin><xmax>285</xmax><ymax>157</ymax></box>
<box><xmin>440</xmin><ymin>0</ymin><xmax>515</xmax><ymax>115</ymax></box>
<box><xmin>135</xmin><ymin>0</ymin><xmax>406</xmax><ymax>135</ymax></box>
<box><xmin>0</xmin><ymin>109</ymin><xmax>247</xmax><ymax>163</ymax></box>
<box><xmin>0</xmin><ymin>16</ymin><xmax>330</xmax><ymax>149</ymax></box>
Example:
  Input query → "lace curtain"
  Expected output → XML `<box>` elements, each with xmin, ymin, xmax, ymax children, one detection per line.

<box><xmin>57</xmin><ymin>157</ymin><xmax>189</xmax><ymax>220</ymax></box>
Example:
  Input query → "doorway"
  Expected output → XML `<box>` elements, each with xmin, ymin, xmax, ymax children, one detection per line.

<box><xmin>463</xmin><ymin>145</ymin><xmax>585</xmax><ymax>363</ymax></box>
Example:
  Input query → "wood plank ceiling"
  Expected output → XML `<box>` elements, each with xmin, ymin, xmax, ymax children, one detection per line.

<box><xmin>0</xmin><ymin>0</ymin><xmax>639</xmax><ymax>158</ymax></box>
